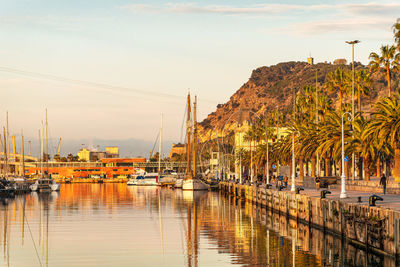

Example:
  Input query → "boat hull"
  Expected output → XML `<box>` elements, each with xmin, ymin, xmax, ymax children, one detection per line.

<box><xmin>182</xmin><ymin>179</ymin><xmax>209</xmax><ymax>191</ymax></box>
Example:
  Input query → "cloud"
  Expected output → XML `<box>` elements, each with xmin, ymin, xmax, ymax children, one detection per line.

<box><xmin>122</xmin><ymin>2</ymin><xmax>400</xmax><ymax>16</ymax></box>
<box><xmin>287</xmin><ymin>18</ymin><xmax>395</xmax><ymax>35</ymax></box>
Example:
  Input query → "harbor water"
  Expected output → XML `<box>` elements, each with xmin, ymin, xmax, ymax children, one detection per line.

<box><xmin>0</xmin><ymin>184</ymin><xmax>393</xmax><ymax>266</ymax></box>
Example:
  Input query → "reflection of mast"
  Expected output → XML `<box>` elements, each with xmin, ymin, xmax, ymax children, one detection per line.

<box><xmin>22</xmin><ymin>197</ymin><xmax>26</xmax><ymax>246</ymax></box>
<box><xmin>187</xmin><ymin>204</ymin><xmax>192</xmax><ymax>267</ymax></box>
<box><xmin>157</xmin><ymin>188</ymin><xmax>165</xmax><ymax>259</ymax></box>
<box><xmin>46</xmin><ymin>200</ymin><xmax>49</xmax><ymax>267</ymax></box>
<box><xmin>193</xmin><ymin>202</ymin><xmax>198</xmax><ymax>267</ymax></box>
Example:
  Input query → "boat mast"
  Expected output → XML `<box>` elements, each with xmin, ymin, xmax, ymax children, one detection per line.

<box><xmin>186</xmin><ymin>93</ymin><xmax>192</xmax><ymax>178</ymax></box>
<box><xmin>21</xmin><ymin>130</ymin><xmax>25</xmax><ymax>178</ymax></box>
<box><xmin>192</xmin><ymin>96</ymin><xmax>197</xmax><ymax>178</ymax></box>
<box><xmin>3</xmin><ymin>127</ymin><xmax>7</xmax><ymax>179</ymax></box>
<box><xmin>45</xmin><ymin>109</ymin><xmax>49</xmax><ymax>175</ymax></box>
<box><xmin>6</xmin><ymin>111</ymin><xmax>9</xmax><ymax>161</ymax></box>
<box><xmin>39</xmin><ymin>128</ymin><xmax>42</xmax><ymax>177</ymax></box>
<box><xmin>158</xmin><ymin>113</ymin><xmax>163</xmax><ymax>181</ymax></box>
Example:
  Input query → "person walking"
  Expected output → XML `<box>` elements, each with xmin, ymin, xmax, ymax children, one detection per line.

<box><xmin>283</xmin><ymin>175</ymin><xmax>288</xmax><ymax>188</ymax></box>
<box><xmin>380</xmin><ymin>174</ymin><xmax>387</xmax><ymax>195</ymax></box>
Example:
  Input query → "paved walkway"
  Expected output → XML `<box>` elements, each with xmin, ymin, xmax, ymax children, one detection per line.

<box><xmin>283</xmin><ymin>186</ymin><xmax>400</xmax><ymax>211</ymax></box>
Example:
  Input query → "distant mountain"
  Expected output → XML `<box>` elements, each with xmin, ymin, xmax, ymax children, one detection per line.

<box><xmin>198</xmin><ymin>61</ymin><xmax>396</xmax><ymax>140</ymax></box>
<box><xmin>13</xmin><ymin>138</ymin><xmax>174</xmax><ymax>159</ymax></box>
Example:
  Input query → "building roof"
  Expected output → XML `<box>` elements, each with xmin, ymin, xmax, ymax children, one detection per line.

<box><xmin>101</xmin><ymin>158</ymin><xmax>146</xmax><ymax>163</ymax></box>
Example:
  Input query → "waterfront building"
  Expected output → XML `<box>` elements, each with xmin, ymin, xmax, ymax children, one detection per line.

<box><xmin>26</xmin><ymin>157</ymin><xmax>146</xmax><ymax>179</ymax></box>
<box><xmin>77</xmin><ymin>146</ymin><xmax>120</xmax><ymax>162</ymax></box>
<box><xmin>168</xmin><ymin>143</ymin><xmax>186</xmax><ymax>159</ymax></box>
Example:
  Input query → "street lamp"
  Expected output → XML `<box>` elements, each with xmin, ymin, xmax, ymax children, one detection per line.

<box><xmin>291</xmin><ymin>130</ymin><xmax>300</xmax><ymax>192</ymax></box>
<box><xmin>346</xmin><ymin>40</ymin><xmax>360</xmax><ymax>181</ymax></box>
<box><xmin>340</xmin><ymin>112</ymin><xmax>353</xmax><ymax>199</ymax></box>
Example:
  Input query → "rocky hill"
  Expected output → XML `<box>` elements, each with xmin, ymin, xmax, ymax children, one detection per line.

<box><xmin>198</xmin><ymin>61</ymin><xmax>396</xmax><ymax>141</ymax></box>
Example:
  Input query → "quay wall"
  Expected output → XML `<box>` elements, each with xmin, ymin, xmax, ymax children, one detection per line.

<box><xmin>219</xmin><ymin>182</ymin><xmax>400</xmax><ymax>257</ymax></box>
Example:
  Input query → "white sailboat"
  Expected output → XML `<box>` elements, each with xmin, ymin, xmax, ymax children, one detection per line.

<box><xmin>182</xmin><ymin>94</ymin><xmax>209</xmax><ymax>191</ymax></box>
<box><xmin>30</xmin><ymin>109</ymin><xmax>60</xmax><ymax>192</ymax></box>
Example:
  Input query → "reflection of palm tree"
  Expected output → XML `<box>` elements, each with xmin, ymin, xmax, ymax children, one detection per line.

<box><xmin>369</xmin><ymin>45</ymin><xmax>400</xmax><ymax>97</ymax></box>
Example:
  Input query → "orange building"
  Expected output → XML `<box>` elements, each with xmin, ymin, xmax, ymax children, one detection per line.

<box><xmin>26</xmin><ymin>158</ymin><xmax>146</xmax><ymax>179</ymax></box>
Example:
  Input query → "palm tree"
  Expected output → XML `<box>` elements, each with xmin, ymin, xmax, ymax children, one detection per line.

<box><xmin>369</xmin><ymin>45</ymin><xmax>400</xmax><ymax>97</ymax></box>
<box><xmin>368</xmin><ymin>96</ymin><xmax>400</xmax><ymax>181</ymax></box>
<box><xmin>325</xmin><ymin>68</ymin><xmax>350</xmax><ymax>111</ymax></box>
<box><xmin>354</xmin><ymin>69</ymin><xmax>372</xmax><ymax>115</ymax></box>
<box><xmin>393</xmin><ymin>18</ymin><xmax>400</xmax><ymax>51</ymax></box>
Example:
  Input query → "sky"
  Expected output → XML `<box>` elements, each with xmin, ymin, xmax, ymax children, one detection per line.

<box><xmin>0</xmin><ymin>0</ymin><xmax>398</xmax><ymax>156</ymax></box>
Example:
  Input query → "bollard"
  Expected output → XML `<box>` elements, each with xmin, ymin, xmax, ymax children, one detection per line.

<box><xmin>295</xmin><ymin>187</ymin><xmax>304</xmax><ymax>194</ymax></box>
<box><xmin>369</xmin><ymin>194</ymin><xmax>383</xmax><ymax>207</ymax></box>
<box><xmin>357</xmin><ymin>196</ymin><xmax>362</xmax><ymax>203</ymax></box>
<box><xmin>320</xmin><ymin>190</ymin><xmax>331</xmax><ymax>199</ymax></box>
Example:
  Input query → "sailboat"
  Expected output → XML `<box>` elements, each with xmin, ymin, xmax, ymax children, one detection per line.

<box><xmin>182</xmin><ymin>94</ymin><xmax>209</xmax><ymax>191</ymax></box>
<box><xmin>30</xmin><ymin>109</ymin><xmax>60</xmax><ymax>192</ymax></box>
<box><xmin>11</xmin><ymin>130</ymin><xmax>30</xmax><ymax>193</ymax></box>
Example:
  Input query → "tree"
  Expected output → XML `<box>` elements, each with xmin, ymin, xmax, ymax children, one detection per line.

<box><xmin>325</xmin><ymin>68</ymin><xmax>350</xmax><ymax>111</ymax></box>
<box><xmin>393</xmin><ymin>18</ymin><xmax>400</xmax><ymax>51</ymax></box>
<box><xmin>369</xmin><ymin>45</ymin><xmax>400</xmax><ymax>97</ymax></box>
<box><xmin>354</xmin><ymin>69</ymin><xmax>372</xmax><ymax>114</ymax></box>
<box><xmin>368</xmin><ymin>96</ymin><xmax>400</xmax><ymax>181</ymax></box>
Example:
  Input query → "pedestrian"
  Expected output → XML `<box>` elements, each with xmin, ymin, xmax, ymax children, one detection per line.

<box><xmin>283</xmin><ymin>175</ymin><xmax>288</xmax><ymax>188</ymax></box>
<box><xmin>380</xmin><ymin>173</ymin><xmax>387</xmax><ymax>195</ymax></box>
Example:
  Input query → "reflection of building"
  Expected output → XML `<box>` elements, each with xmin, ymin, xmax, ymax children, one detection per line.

<box><xmin>77</xmin><ymin>146</ymin><xmax>119</xmax><ymax>162</ymax></box>
<box><xmin>26</xmin><ymin>157</ymin><xmax>146</xmax><ymax>178</ymax></box>
<box><xmin>169</xmin><ymin>143</ymin><xmax>186</xmax><ymax>158</ymax></box>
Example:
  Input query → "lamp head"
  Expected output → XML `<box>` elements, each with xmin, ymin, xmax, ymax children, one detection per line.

<box><xmin>346</xmin><ymin>40</ymin><xmax>361</xmax><ymax>45</ymax></box>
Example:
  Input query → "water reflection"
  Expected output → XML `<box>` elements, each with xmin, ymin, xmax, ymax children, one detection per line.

<box><xmin>0</xmin><ymin>184</ymin><xmax>396</xmax><ymax>266</ymax></box>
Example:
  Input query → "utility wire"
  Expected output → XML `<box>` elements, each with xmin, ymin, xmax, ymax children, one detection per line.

<box><xmin>0</xmin><ymin>66</ymin><xmax>218</xmax><ymax>104</ymax></box>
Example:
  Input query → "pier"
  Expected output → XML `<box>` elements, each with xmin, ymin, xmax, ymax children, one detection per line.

<box><xmin>219</xmin><ymin>182</ymin><xmax>400</xmax><ymax>260</ymax></box>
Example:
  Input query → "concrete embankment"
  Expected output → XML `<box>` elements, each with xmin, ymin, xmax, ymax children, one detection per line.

<box><xmin>219</xmin><ymin>182</ymin><xmax>400</xmax><ymax>258</ymax></box>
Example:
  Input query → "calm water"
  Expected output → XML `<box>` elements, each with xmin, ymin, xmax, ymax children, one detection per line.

<box><xmin>0</xmin><ymin>184</ymin><xmax>394</xmax><ymax>266</ymax></box>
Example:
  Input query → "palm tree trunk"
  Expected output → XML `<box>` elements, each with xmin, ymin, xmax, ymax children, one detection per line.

<box><xmin>311</xmin><ymin>156</ymin><xmax>316</xmax><ymax>177</ymax></box>
<box><xmin>299</xmin><ymin>156</ymin><xmax>304</xmax><ymax>182</ymax></box>
<box><xmin>358</xmin><ymin>88</ymin><xmax>362</xmax><ymax>115</ymax></box>
<box><xmin>394</xmin><ymin>148</ymin><xmax>400</xmax><ymax>182</ymax></box>
<box><xmin>364</xmin><ymin>157</ymin><xmax>371</xmax><ymax>181</ymax></box>
<box><xmin>325</xmin><ymin>157</ymin><xmax>331</xmax><ymax>176</ymax></box>
<box><xmin>345</xmin><ymin>160</ymin><xmax>350</xmax><ymax>179</ymax></box>
<box><xmin>387</xmin><ymin>65</ymin><xmax>391</xmax><ymax>97</ymax></box>
<box><xmin>376</xmin><ymin>157</ymin><xmax>381</xmax><ymax>178</ymax></box>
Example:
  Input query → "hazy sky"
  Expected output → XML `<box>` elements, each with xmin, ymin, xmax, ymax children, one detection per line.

<box><xmin>1</xmin><ymin>0</ymin><xmax>398</xmax><ymax>148</ymax></box>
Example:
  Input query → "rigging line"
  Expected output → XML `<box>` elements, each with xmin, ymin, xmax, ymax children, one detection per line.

<box><xmin>150</xmin><ymin>131</ymin><xmax>160</xmax><ymax>158</ymax></box>
<box><xmin>22</xmin><ymin>205</ymin><xmax>43</xmax><ymax>267</ymax></box>
<box><xmin>0</xmin><ymin>66</ymin><xmax>218</xmax><ymax>104</ymax></box>
<box><xmin>0</xmin><ymin>66</ymin><xmax>181</xmax><ymax>99</ymax></box>
<box><xmin>180</xmin><ymin>103</ymin><xmax>187</xmax><ymax>144</ymax></box>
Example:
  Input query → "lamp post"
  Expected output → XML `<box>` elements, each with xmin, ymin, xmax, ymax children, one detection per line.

<box><xmin>291</xmin><ymin>131</ymin><xmax>300</xmax><ymax>192</ymax></box>
<box><xmin>346</xmin><ymin>40</ymin><xmax>360</xmax><ymax>181</ymax></box>
<box><xmin>340</xmin><ymin>112</ymin><xmax>353</xmax><ymax>199</ymax></box>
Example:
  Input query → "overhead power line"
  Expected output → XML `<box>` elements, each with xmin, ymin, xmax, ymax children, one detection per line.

<box><xmin>0</xmin><ymin>66</ymin><xmax>218</xmax><ymax>104</ymax></box>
